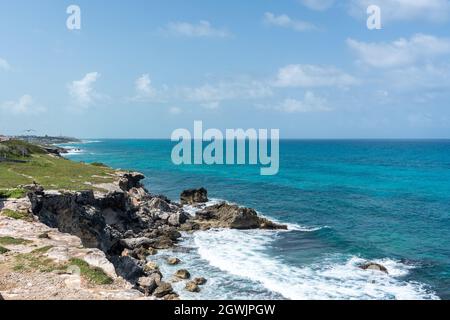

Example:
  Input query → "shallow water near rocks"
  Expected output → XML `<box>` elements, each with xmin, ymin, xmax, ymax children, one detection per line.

<box><xmin>64</xmin><ymin>139</ymin><xmax>450</xmax><ymax>300</ymax></box>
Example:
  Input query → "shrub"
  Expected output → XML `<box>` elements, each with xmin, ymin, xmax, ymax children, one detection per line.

<box><xmin>1</xmin><ymin>209</ymin><xmax>32</xmax><ymax>221</ymax></box>
<box><xmin>0</xmin><ymin>188</ymin><xmax>27</xmax><ymax>199</ymax></box>
<box><xmin>91</xmin><ymin>162</ymin><xmax>108</xmax><ymax>167</ymax></box>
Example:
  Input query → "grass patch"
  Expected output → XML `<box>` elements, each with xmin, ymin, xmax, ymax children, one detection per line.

<box><xmin>0</xmin><ymin>139</ymin><xmax>46</xmax><ymax>160</ymax></box>
<box><xmin>69</xmin><ymin>258</ymin><xmax>114</xmax><ymax>285</ymax></box>
<box><xmin>91</xmin><ymin>162</ymin><xmax>108</xmax><ymax>167</ymax></box>
<box><xmin>1</xmin><ymin>209</ymin><xmax>32</xmax><ymax>221</ymax></box>
<box><xmin>31</xmin><ymin>246</ymin><xmax>54</xmax><ymax>254</ymax></box>
<box><xmin>0</xmin><ymin>236</ymin><xmax>32</xmax><ymax>246</ymax></box>
<box><xmin>14</xmin><ymin>246</ymin><xmax>61</xmax><ymax>273</ymax></box>
<box><xmin>0</xmin><ymin>188</ymin><xmax>26</xmax><ymax>199</ymax></box>
<box><xmin>0</xmin><ymin>153</ymin><xmax>116</xmax><ymax>191</ymax></box>
<box><xmin>11</xmin><ymin>245</ymin><xmax>114</xmax><ymax>286</ymax></box>
<box><xmin>0</xmin><ymin>246</ymin><xmax>9</xmax><ymax>254</ymax></box>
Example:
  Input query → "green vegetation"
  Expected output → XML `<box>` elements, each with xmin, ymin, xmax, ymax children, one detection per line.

<box><xmin>0</xmin><ymin>140</ymin><xmax>116</xmax><ymax>191</ymax></box>
<box><xmin>0</xmin><ymin>246</ymin><xmax>9</xmax><ymax>254</ymax></box>
<box><xmin>31</xmin><ymin>245</ymin><xmax>54</xmax><ymax>254</ymax></box>
<box><xmin>0</xmin><ymin>236</ymin><xmax>32</xmax><ymax>246</ymax></box>
<box><xmin>0</xmin><ymin>188</ymin><xmax>26</xmax><ymax>199</ymax></box>
<box><xmin>68</xmin><ymin>258</ymin><xmax>114</xmax><ymax>285</ymax></box>
<box><xmin>12</xmin><ymin>249</ymin><xmax>114</xmax><ymax>285</ymax></box>
<box><xmin>1</xmin><ymin>209</ymin><xmax>32</xmax><ymax>221</ymax></box>
<box><xmin>14</xmin><ymin>246</ymin><xmax>60</xmax><ymax>273</ymax></box>
<box><xmin>0</xmin><ymin>139</ymin><xmax>46</xmax><ymax>159</ymax></box>
<box><xmin>91</xmin><ymin>162</ymin><xmax>108</xmax><ymax>167</ymax></box>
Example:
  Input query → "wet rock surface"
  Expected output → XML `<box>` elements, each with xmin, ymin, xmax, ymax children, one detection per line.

<box><xmin>194</xmin><ymin>202</ymin><xmax>288</xmax><ymax>230</ymax></box>
<box><xmin>180</xmin><ymin>188</ymin><xmax>208</xmax><ymax>205</ymax></box>
<box><xmin>359</xmin><ymin>262</ymin><xmax>389</xmax><ymax>274</ymax></box>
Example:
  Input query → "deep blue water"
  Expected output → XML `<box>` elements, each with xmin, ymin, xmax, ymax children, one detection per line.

<box><xmin>65</xmin><ymin>139</ymin><xmax>450</xmax><ymax>300</ymax></box>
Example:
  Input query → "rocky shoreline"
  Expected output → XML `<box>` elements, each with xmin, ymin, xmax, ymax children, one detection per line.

<box><xmin>5</xmin><ymin>171</ymin><xmax>287</xmax><ymax>300</ymax></box>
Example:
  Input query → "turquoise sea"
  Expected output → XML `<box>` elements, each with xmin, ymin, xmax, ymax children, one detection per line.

<box><xmin>64</xmin><ymin>139</ymin><xmax>450</xmax><ymax>300</ymax></box>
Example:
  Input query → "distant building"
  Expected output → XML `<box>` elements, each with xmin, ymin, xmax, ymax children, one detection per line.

<box><xmin>0</xmin><ymin>135</ymin><xmax>10</xmax><ymax>142</ymax></box>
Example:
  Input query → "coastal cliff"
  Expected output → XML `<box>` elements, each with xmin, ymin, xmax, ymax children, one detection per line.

<box><xmin>24</xmin><ymin>173</ymin><xmax>287</xmax><ymax>299</ymax></box>
<box><xmin>0</xmin><ymin>140</ymin><xmax>287</xmax><ymax>299</ymax></box>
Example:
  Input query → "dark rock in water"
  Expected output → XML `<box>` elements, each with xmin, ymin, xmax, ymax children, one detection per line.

<box><xmin>167</xmin><ymin>257</ymin><xmax>181</xmax><ymax>265</ymax></box>
<box><xmin>153</xmin><ymin>282</ymin><xmax>174</xmax><ymax>298</ymax></box>
<box><xmin>196</xmin><ymin>202</ymin><xmax>288</xmax><ymax>230</ymax></box>
<box><xmin>174</xmin><ymin>269</ymin><xmax>191</xmax><ymax>279</ymax></box>
<box><xmin>185</xmin><ymin>281</ymin><xmax>200</xmax><ymax>293</ymax></box>
<box><xmin>180</xmin><ymin>188</ymin><xmax>208</xmax><ymax>205</ymax></box>
<box><xmin>193</xmin><ymin>277</ymin><xmax>207</xmax><ymax>285</ymax></box>
<box><xmin>359</xmin><ymin>262</ymin><xmax>389</xmax><ymax>274</ymax></box>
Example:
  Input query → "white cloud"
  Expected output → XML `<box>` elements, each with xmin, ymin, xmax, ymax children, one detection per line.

<box><xmin>347</xmin><ymin>34</ymin><xmax>450</xmax><ymax>68</ymax></box>
<box><xmin>386</xmin><ymin>63</ymin><xmax>450</xmax><ymax>89</ymax></box>
<box><xmin>132</xmin><ymin>73</ymin><xmax>164</xmax><ymax>101</ymax></box>
<box><xmin>264</xmin><ymin>12</ymin><xmax>317</xmax><ymax>32</ymax></box>
<box><xmin>277</xmin><ymin>92</ymin><xmax>332</xmax><ymax>113</ymax></box>
<box><xmin>135</xmin><ymin>74</ymin><xmax>155</xmax><ymax>96</ymax></box>
<box><xmin>274</xmin><ymin>64</ymin><xmax>359</xmax><ymax>88</ymax></box>
<box><xmin>182</xmin><ymin>80</ymin><xmax>273</xmax><ymax>108</ymax></box>
<box><xmin>0</xmin><ymin>58</ymin><xmax>10</xmax><ymax>71</ymax></box>
<box><xmin>349</xmin><ymin>0</ymin><xmax>450</xmax><ymax>23</ymax></box>
<box><xmin>68</xmin><ymin>72</ymin><xmax>101</xmax><ymax>109</ymax></box>
<box><xmin>162</xmin><ymin>20</ymin><xmax>231</xmax><ymax>38</ymax></box>
<box><xmin>169</xmin><ymin>107</ymin><xmax>182</xmax><ymax>115</ymax></box>
<box><xmin>300</xmin><ymin>0</ymin><xmax>335</xmax><ymax>11</ymax></box>
<box><xmin>1</xmin><ymin>95</ymin><xmax>46</xmax><ymax>115</ymax></box>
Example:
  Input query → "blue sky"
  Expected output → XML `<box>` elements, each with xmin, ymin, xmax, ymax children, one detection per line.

<box><xmin>1</xmin><ymin>0</ymin><xmax>450</xmax><ymax>138</ymax></box>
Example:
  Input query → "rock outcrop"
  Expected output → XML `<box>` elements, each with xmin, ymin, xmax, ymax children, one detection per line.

<box><xmin>24</xmin><ymin>172</ymin><xmax>190</xmax><ymax>299</ymax></box>
<box><xmin>359</xmin><ymin>262</ymin><xmax>389</xmax><ymax>274</ymax></box>
<box><xmin>185</xmin><ymin>281</ymin><xmax>200</xmax><ymax>293</ymax></box>
<box><xmin>18</xmin><ymin>173</ymin><xmax>288</xmax><ymax>299</ymax></box>
<box><xmin>174</xmin><ymin>269</ymin><xmax>191</xmax><ymax>280</ymax></box>
<box><xmin>180</xmin><ymin>188</ymin><xmax>208</xmax><ymax>205</ymax></box>
<box><xmin>193</xmin><ymin>202</ymin><xmax>288</xmax><ymax>230</ymax></box>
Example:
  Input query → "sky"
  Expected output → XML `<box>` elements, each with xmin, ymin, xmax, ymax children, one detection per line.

<box><xmin>0</xmin><ymin>0</ymin><xmax>450</xmax><ymax>139</ymax></box>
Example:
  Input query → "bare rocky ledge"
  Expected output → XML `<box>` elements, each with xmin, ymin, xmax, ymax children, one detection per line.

<box><xmin>0</xmin><ymin>171</ymin><xmax>287</xmax><ymax>300</ymax></box>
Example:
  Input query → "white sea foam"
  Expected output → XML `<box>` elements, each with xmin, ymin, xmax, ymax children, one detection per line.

<box><xmin>64</xmin><ymin>148</ymin><xmax>85</xmax><ymax>156</ymax></box>
<box><xmin>286</xmin><ymin>224</ymin><xmax>329</xmax><ymax>232</ymax></box>
<box><xmin>192</xmin><ymin>229</ymin><xmax>439</xmax><ymax>300</ymax></box>
<box><xmin>182</xmin><ymin>198</ymin><xmax>225</xmax><ymax>216</ymax></box>
<box><xmin>81</xmin><ymin>140</ymin><xmax>102</xmax><ymax>144</ymax></box>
